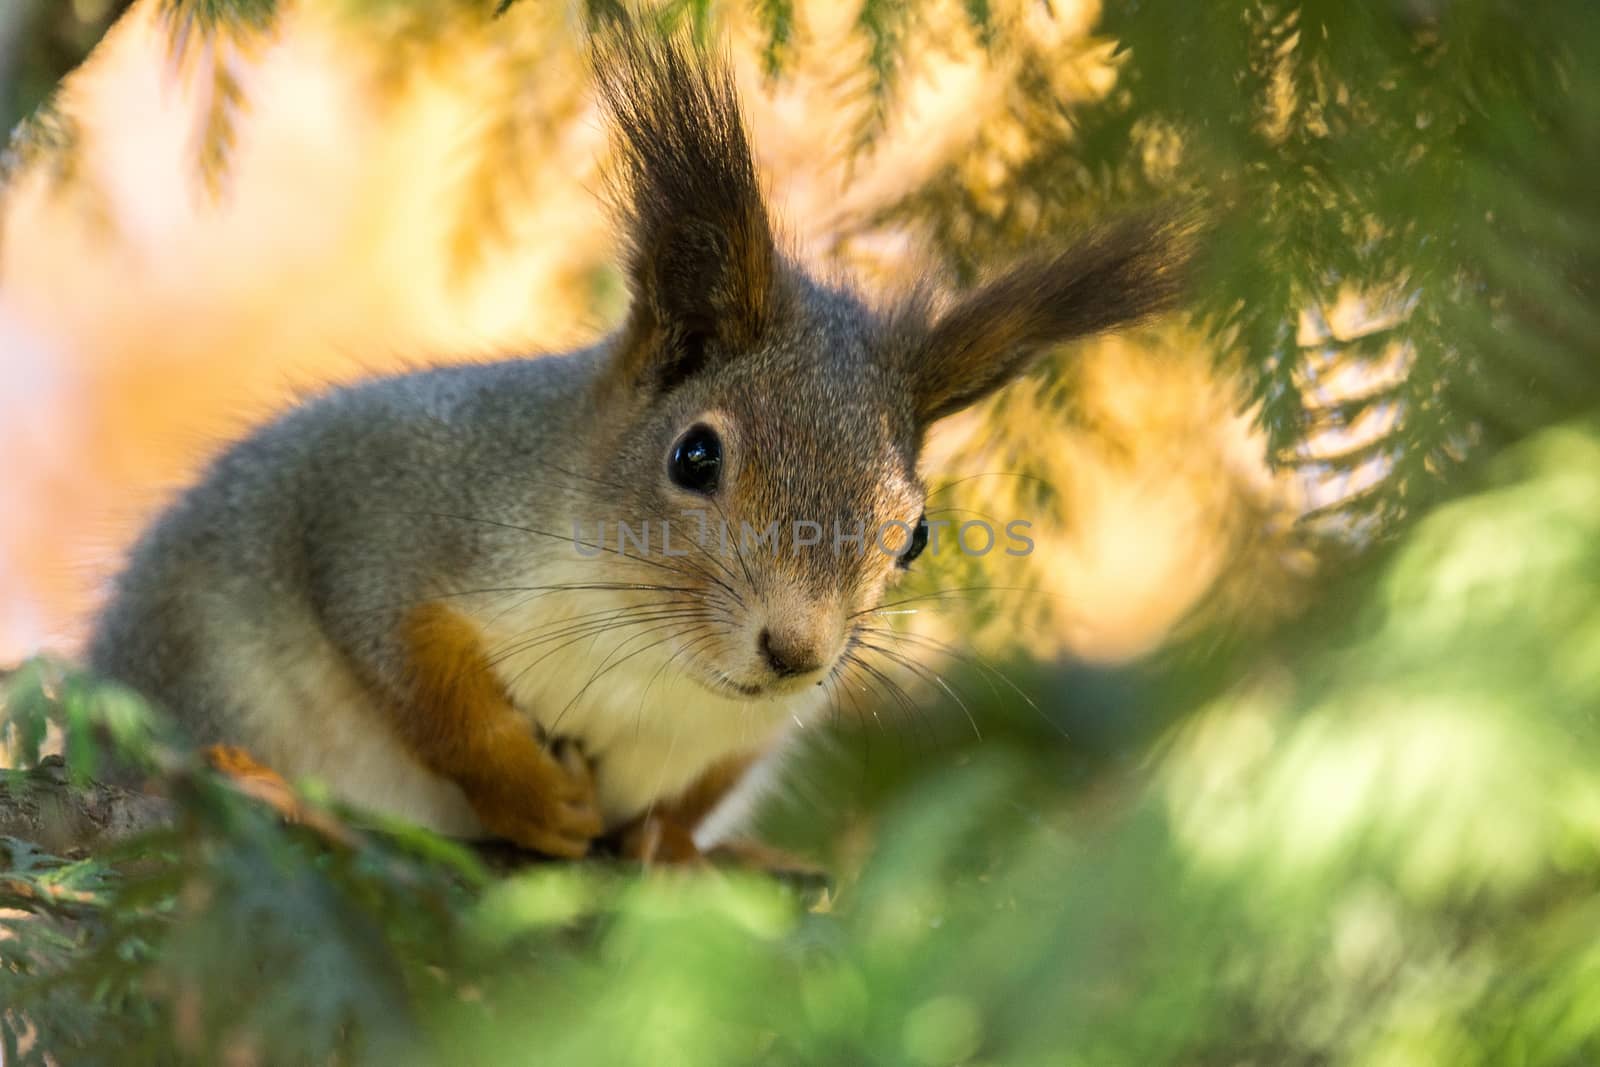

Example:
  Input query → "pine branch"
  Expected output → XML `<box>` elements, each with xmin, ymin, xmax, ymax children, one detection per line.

<box><xmin>851</xmin><ymin>0</ymin><xmax>917</xmax><ymax>156</ymax></box>
<box><xmin>157</xmin><ymin>0</ymin><xmax>279</xmax><ymax>201</ymax></box>
<box><xmin>754</xmin><ymin>0</ymin><xmax>794</xmax><ymax>79</ymax></box>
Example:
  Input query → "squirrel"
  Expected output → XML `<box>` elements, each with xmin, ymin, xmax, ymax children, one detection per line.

<box><xmin>84</xmin><ymin>24</ymin><xmax>1189</xmax><ymax>864</ymax></box>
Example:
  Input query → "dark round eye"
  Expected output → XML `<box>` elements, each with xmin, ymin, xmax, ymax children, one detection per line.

<box><xmin>668</xmin><ymin>424</ymin><xmax>722</xmax><ymax>495</ymax></box>
<box><xmin>898</xmin><ymin>512</ymin><xmax>929</xmax><ymax>568</ymax></box>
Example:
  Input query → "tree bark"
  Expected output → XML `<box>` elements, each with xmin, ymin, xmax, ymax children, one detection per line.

<box><xmin>0</xmin><ymin>755</ymin><xmax>173</xmax><ymax>857</ymax></box>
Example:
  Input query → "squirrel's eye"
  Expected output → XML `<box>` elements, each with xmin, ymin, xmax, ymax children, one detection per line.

<box><xmin>668</xmin><ymin>424</ymin><xmax>722</xmax><ymax>495</ymax></box>
<box><xmin>897</xmin><ymin>512</ymin><xmax>929</xmax><ymax>569</ymax></box>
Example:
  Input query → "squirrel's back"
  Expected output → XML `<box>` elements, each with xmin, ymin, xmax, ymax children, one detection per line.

<box><xmin>88</xmin><ymin>350</ymin><xmax>602</xmax><ymax>826</ymax></box>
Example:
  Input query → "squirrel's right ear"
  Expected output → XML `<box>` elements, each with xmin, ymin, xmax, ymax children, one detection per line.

<box><xmin>901</xmin><ymin>211</ymin><xmax>1196</xmax><ymax>425</ymax></box>
<box><xmin>594</xmin><ymin>23</ymin><xmax>779</xmax><ymax>394</ymax></box>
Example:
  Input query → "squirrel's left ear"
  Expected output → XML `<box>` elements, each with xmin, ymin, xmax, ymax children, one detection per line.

<box><xmin>594</xmin><ymin>23</ymin><xmax>779</xmax><ymax>395</ymax></box>
<box><xmin>903</xmin><ymin>212</ymin><xmax>1194</xmax><ymax>425</ymax></box>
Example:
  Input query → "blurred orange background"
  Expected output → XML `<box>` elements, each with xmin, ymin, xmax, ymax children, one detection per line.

<box><xmin>0</xmin><ymin>0</ymin><xmax>1305</xmax><ymax>668</ymax></box>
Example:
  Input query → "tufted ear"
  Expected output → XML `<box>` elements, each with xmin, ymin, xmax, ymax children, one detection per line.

<box><xmin>593</xmin><ymin>22</ymin><xmax>780</xmax><ymax>395</ymax></box>
<box><xmin>905</xmin><ymin>212</ymin><xmax>1193</xmax><ymax>425</ymax></box>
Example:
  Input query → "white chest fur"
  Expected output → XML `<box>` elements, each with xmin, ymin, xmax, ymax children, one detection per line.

<box><xmin>478</xmin><ymin>587</ymin><xmax>827</xmax><ymax>827</ymax></box>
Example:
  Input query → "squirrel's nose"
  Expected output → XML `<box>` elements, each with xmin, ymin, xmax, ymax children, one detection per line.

<box><xmin>759</xmin><ymin>627</ymin><xmax>824</xmax><ymax>678</ymax></box>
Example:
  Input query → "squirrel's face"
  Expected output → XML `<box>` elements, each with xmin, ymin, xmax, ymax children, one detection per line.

<box><xmin>598</xmin><ymin>295</ymin><xmax>927</xmax><ymax>700</ymax></box>
<box><xmin>583</xmin><ymin>25</ymin><xmax>1186</xmax><ymax>701</ymax></box>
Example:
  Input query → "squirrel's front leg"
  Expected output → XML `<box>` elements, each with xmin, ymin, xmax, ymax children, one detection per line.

<box><xmin>612</xmin><ymin>755</ymin><xmax>825</xmax><ymax>887</ymax></box>
<box><xmin>612</xmin><ymin>752</ymin><xmax>755</xmax><ymax>865</ymax></box>
<box><xmin>392</xmin><ymin>603</ymin><xmax>604</xmax><ymax>857</ymax></box>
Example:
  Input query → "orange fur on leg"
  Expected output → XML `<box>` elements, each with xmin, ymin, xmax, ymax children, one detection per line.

<box><xmin>393</xmin><ymin>604</ymin><xmax>603</xmax><ymax>857</ymax></box>
<box><xmin>612</xmin><ymin>751</ymin><xmax>824</xmax><ymax>886</ymax></box>
<box><xmin>615</xmin><ymin>811</ymin><xmax>705</xmax><ymax>866</ymax></box>
<box><xmin>204</xmin><ymin>742</ymin><xmax>284</xmax><ymax>784</ymax></box>
<box><xmin>202</xmin><ymin>744</ymin><xmax>359</xmax><ymax>847</ymax></box>
<box><xmin>612</xmin><ymin>752</ymin><xmax>754</xmax><ymax>865</ymax></box>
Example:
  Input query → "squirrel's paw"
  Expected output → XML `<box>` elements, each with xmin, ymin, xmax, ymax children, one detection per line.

<box><xmin>463</xmin><ymin>740</ymin><xmax>604</xmax><ymax>859</ymax></box>
<box><xmin>614</xmin><ymin>810</ymin><xmax>707</xmax><ymax>867</ymax></box>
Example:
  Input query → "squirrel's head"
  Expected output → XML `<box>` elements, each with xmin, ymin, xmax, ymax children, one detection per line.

<box><xmin>580</xmin><ymin>24</ymin><xmax>1190</xmax><ymax>702</ymax></box>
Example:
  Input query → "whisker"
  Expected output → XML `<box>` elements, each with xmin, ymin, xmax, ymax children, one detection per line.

<box><xmin>476</xmin><ymin>585</ymin><xmax>708</xmax><ymax>641</ymax></box>
<box><xmin>924</xmin><ymin>470</ymin><xmax>1057</xmax><ymax>501</ymax></box>
<box><xmin>450</xmin><ymin>457</ymin><xmax>751</xmax><ymax>597</ymax></box>
<box><xmin>856</xmin><ymin>623</ymin><xmax>1002</xmax><ymax>707</ymax></box>
<box><xmin>841</xmin><ymin>655</ymin><xmax>922</xmax><ymax>761</ymax></box>
<box><xmin>855</xmin><ymin>625</ymin><xmax>1065</xmax><ymax>740</ymax></box>
<box><xmin>543</xmin><ymin>460</ymin><xmax>748</xmax><ymax>592</ymax></box>
<box><xmin>708</xmin><ymin>494</ymin><xmax>758</xmax><ymax>596</ymax></box>
<box><xmin>332</xmin><ymin>580</ymin><xmax>702</xmax><ymax>625</ymax></box>
<box><xmin>634</xmin><ymin>628</ymin><xmax>725</xmax><ymax>735</ymax></box>
<box><xmin>496</xmin><ymin>610</ymin><xmax>715</xmax><ymax>693</ymax></box>
<box><xmin>390</xmin><ymin>508</ymin><xmax>745</xmax><ymax>603</ymax></box>
<box><xmin>551</xmin><ymin>620</ymin><xmax>723</xmax><ymax>734</ymax></box>
<box><xmin>844</xmin><ymin>652</ymin><xmax>931</xmax><ymax>750</ymax></box>
<box><xmin>923</xmin><ymin>505</ymin><xmax>1005</xmax><ymax>526</ymax></box>
<box><xmin>855</xmin><ymin>639</ymin><xmax>983</xmax><ymax>742</ymax></box>
<box><xmin>485</xmin><ymin>603</ymin><xmax>708</xmax><ymax>667</ymax></box>
<box><xmin>854</xmin><ymin>584</ymin><xmax>1057</xmax><ymax>619</ymax></box>
<box><xmin>821</xmin><ymin>668</ymin><xmax>877</xmax><ymax>792</ymax></box>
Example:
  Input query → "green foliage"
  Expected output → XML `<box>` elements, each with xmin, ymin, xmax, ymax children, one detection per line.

<box><xmin>851</xmin><ymin>0</ymin><xmax>917</xmax><ymax>152</ymax></box>
<box><xmin>0</xmin><ymin>0</ymin><xmax>134</xmax><ymax>137</ymax></box>
<box><xmin>6</xmin><ymin>421</ymin><xmax>1600</xmax><ymax>1062</ymax></box>
<box><xmin>1094</xmin><ymin>0</ymin><xmax>1600</xmax><ymax>530</ymax></box>
<box><xmin>0</xmin><ymin>659</ymin><xmax>169</xmax><ymax>779</ymax></box>
<box><xmin>847</xmin><ymin>0</ymin><xmax>1600</xmax><ymax>536</ymax></box>
<box><xmin>753</xmin><ymin>0</ymin><xmax>794</xmax><ymax>79</ymax></box>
